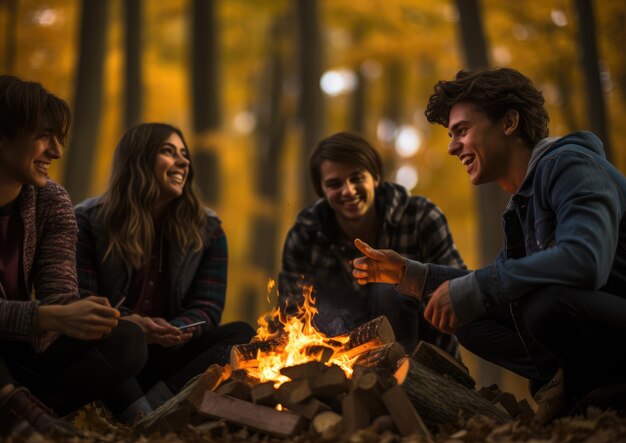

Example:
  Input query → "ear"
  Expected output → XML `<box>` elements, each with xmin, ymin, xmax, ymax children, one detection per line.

<box><xmin>502</xmin><ymin>110</ymin><xmax>520</xmax><ymax>136</ymax></box>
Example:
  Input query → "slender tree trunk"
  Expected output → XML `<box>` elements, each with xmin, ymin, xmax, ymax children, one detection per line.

<box><xmin>574</xmin><ymin>0</ymin><xmax>612</xmax><ymax>161</ymax></box>
<box><xmin>191</xmin><ymin>0</ymin><xmax>221</xmax><ymax>205</ymax></box>
<box><xmin>123</xmin><ymin>0</ymin><xmax>142</xmax><ymax>130</ymax></box>
<box><xmin>296</xmin><ymin>0</ymin><xmax>324</xmax><ymax>206</ymax></box>
<box><xmin>4</xmin><ymin>0</ymin><xmax>17</xmax><ymax>73</ymax></box>
<box><xmin>455</xmin><ymin>0</ymin><xmax>507</xmax><ymax>388</ymax></box>
<box><xmin>64</xmin><ymin>0</ymin><xmax>108</xmax><ymax>203</ymax></box>
<box><xmin>246</xmin><ymin>15</ymin><xmax>291</xmax><ymax>325</ymax></box>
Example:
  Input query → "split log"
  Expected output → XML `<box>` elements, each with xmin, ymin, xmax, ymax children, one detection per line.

<box><xmin>381</xmin><ymin>385</ymin><xmax>432</xmax><ymax>440</ymax></box>
<box><xmin>394</xmin><ymin>357</ymin><xmax>510</xmax><ymax>429</ymax></box>
<box><xmin>342</xmin><ymin>389</ymin><xmax>370</xmax><ymax>434</ymax></box>
<box><xmin>310</xmin><ymin>364</ymin><xmax>349</xmax><ymax>398</ymax></box>
<box><xmin>275</xmin><ymin>382</ymin><xmax>331</xmax><ymax>419</ymax></box>
<box><xmin>412</xmin><ymin>341</ymin><xmax>475</xmax><ymax>390</ymax></box>
<box><xmin>135</xmin><ymin>363</ymin><xmax>230</xmax><ymax>433</ymax></box>
<box><xmin>280</xmin><ymin>360</ymin><xmax>327</xmax><ymax>381</ymax></box>
<box><xmin>230</xmin><ymin>337</ymin><xmax>286</xmax><ymax>370</ymax></box>
<box><xmin>251</xmin><ymin>381</ymin><xmax>278</xmax><ymax>406</ymax></box>
<box><xmin>312</xmin><ymin>410</ymin><xmax>343</xmax><ymax>438</ymax></box>
<box><xmin>341</xmin><ymin>316</ymin><xmax>395</xmax><ymax>358</ymax></box>
<box><xmin>354</xmin><ymin>342</ymin><xmax>405</xmax><ymax>373</ymax></box>
<box><xmin>215</xmin><ymin>380</ymin><xmax>251</xmax><ymax>401</ymax></box>
<box><xmin>197</xmin><ymin>391</ymin><xmax>307</xmax><ymax>438</ymax></box>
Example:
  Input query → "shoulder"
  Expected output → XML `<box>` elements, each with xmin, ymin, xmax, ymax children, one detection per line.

<box><xmin>36</xmin><ymin>180</ymin><xmax>72</xmax><ymax>205</ymax></box>
<box><xmin>201</xmin><ymin>206</ymin><xmax>224</xmax><ymax>239</ymax></box>
<box><xmin>378</xmin><ymin>181</ymin><xmax>441</xmax><ymax>224</ymax></box>
<box><xmin>74</xmin><ymin>195</ymin><xmax>104</xmax><ymax>215</ymax></box>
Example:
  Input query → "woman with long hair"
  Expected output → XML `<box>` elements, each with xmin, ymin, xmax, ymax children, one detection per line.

<box><xmin>75</xmin><ymin>123</ymin><xmax>254</xmax><ymax>421</ymax></box>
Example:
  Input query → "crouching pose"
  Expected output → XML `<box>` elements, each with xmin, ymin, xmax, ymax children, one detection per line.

<box><xmin>75</xmin><ymin>123</ymin><xmax>255</xmax><ymax>421</ymax></box>
<box><xmin>0</xmin><ymin>75</ymin><xmax>146</xmax><ymax>435</ymax></box>
<box><xmin>353</xmin><ymin>68</ymin><xmax>626</xmax><ymax>421</ymax></box>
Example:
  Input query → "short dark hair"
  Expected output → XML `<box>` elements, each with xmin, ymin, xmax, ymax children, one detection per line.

<box><xmin>425</xmin><ymin>68</ymin><xmax>549</xmax><ymax>147</ymax></box>
<box><xmin>309</xmin><ymin>132</ymin><xmax>383</xmax><ymax>197</ymax></box>
<box><xmin>0</xmin><ymin>75</ymin><xmax>71</xmax><ymax>144</ymax></box>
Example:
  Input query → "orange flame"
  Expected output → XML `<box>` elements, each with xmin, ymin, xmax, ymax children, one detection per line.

<box><xmin>245</xmin><ymin>279</ymin><xmax>356</xmax><ymax>386</ymax></box>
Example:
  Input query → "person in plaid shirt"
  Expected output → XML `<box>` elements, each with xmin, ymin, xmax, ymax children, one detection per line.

<box><xmin>278</xmin><ymin>132</ymin><xmax>465</xmax><ymax>356</ymax></box>
<box><xmin>75</xmin><ymin>123</ymin><xmax>254</xmax><ymax>422</ymax></box>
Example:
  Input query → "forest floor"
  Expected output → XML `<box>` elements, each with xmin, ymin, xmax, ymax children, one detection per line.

<box><xmin>5</xmin><ymin>403</ymin><xmax>626</xmax><ymax>443</ymax></box>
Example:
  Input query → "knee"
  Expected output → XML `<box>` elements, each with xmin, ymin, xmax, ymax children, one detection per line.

<box><xmin>101</xmin><ymin>320</ymin><xmax>148</xmax><ymax>380</ymax></box>
<box><xmin>228</xmin><ymin>321</ymin><xmax>256</xmax><ymax>343</ymax></box>
<box><xmin>519</xmin><ymin>285</ymin><xmax>574</xmax><ymax>342</ymax></box>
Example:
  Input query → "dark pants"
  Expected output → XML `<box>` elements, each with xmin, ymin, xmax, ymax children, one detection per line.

<box><xmin>456</xmin><ymin>285</ymin><xmax>626</xmax><ymax>397</ymax></box>
<box><xmin>106</xmin><ymin>321</ymin><xmax>255</xmax><ymax>411</ymax></box>
<box><xmin>368</xmin><ymin>283</ymin><xmax>460</xmax><ymax>357</ymax></box>
<box><xmin>0</xmin><ymin>320</ymin><xmax>147</xmax><ymax>416</ymax></box>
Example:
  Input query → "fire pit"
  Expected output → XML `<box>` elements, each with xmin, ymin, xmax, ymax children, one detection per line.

<box><xmin>134</xmin><ymin>282</ymin><xmax>527</xmax><ymax>440</ymax></box>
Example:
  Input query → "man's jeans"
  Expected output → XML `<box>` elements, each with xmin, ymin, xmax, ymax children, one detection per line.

<box><xmin>456</xmin><ymin>285</ymin><xmax>626</xmax><ymax>397</ymax></box>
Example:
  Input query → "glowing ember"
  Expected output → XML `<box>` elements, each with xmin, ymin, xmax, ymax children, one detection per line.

<box><xmin>245</xmin><ymin>279</ymin><xmax>356</xmax><ymax>386</ymax></box>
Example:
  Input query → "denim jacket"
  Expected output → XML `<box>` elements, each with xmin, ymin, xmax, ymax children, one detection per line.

<box><xmin>447</xmin><ymin>131</ymin><xmax>626</xmax><ymax>323</ymax></box>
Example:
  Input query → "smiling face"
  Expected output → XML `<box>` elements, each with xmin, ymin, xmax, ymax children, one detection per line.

<box><xmin>447</xmin><ymin>102</ymin><xmax>514</xmax><ymax>186</ymax></box>
<box><xmin>319</xmin><ymin>160</ymin><xmax>379</xmax><ymax>223</ymax></box>
<box><xmin>0</xmin><ymin>129</ymin><xmax>61</xmax><ymax>189</ymax></box>
<box><xmin>153</xmin><ymin>132</ymin><xmax>190</xmax><ymax>205</ymax></box>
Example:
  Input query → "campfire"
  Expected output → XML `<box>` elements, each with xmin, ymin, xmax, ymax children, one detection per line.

<box><xmin>135</xmin><ymin>281</ymin><xmax>532</xmax><ymax>440</ymax></box>
<box><xmin>235</xmin><ymin>279</ymin><xmax>371</xmax><ymax>385</ymax></box>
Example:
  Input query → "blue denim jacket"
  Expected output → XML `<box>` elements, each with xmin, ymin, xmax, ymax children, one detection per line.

<box><xmin>443</xmin><ymin>131</ymin><xmax>626</xmax><ymax>323</ymax></box>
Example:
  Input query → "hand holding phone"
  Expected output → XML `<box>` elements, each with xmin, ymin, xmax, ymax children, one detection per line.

<box><xmin>177</xmin><ymin>320</ymin><xmax>207</xmax><ymax>330</ymax></box>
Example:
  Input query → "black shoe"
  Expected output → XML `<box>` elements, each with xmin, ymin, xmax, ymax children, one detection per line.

<box><xmin>576</xmin><ymin>383</ymin><xmax>626</xmax><ymax>415</ymax></box>
<box><xmin>0</xmin><ymin>387</ymin><xmax>78</xmax><ymax>436</ymax></box>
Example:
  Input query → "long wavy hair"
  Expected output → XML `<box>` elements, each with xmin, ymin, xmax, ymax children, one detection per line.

<box><xmin>99</xmin><ymin>123</ymin><xmax>207</xmax><ymax>269</ymax></box>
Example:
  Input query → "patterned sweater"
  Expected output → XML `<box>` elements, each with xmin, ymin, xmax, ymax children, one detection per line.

<box><xmin>0</xmin><ymin>181</ymin><xmax>79</xmax><ymax>353</ymax></box>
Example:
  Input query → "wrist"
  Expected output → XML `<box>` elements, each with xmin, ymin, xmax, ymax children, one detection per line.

<box><xmin>35</xmin><ymin>305</ymin><xmax>62</xmax><ymax>332</ymax></box>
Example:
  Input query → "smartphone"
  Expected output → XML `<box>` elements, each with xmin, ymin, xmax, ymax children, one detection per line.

<box><xmin>177</xmin><ymin>320</ymin><xmax>207</xmax><ymax>330</ymax></box>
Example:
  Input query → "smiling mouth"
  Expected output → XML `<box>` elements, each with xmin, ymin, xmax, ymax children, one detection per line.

<box><xmin>168</xmin><ymin>172</ymin><xmax>185</xmax><ymax>184</ymax></box>
<box><xmin>34</xmin><ymin>161</ymin><xmax>50</xmax><ymax>173</ymax></box>
<box><xmin>460</xmin><ymin>154</ymin><xmax>475</xmax><ymax>166</ymax></box>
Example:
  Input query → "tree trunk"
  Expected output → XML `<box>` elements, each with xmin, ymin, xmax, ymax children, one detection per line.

<box><xmin>296</xmin><ymin>0</ymin><xmax>324</xmax><ymax>206</ymax></box>
<box><xmin>454</xmin><ymin>0</ymin><xmax>507</xmax><ymax>388</ymax></box>
<box><xmin>123</xmin><ymin>0</ymin><xmax>142</xmax><ymax>130</ymax></box>
<box><xmin>4</xmin><ymin>0</ymin><xmax>17</xmax><ymax>73</ymax></box>
<box><xmin>64</xmin><ymin>0</ymin><xmax>108</xmax><ymax>203</ymax></box>
<box><xmin>191</xmin><ymin>0</ymin><xmax>221</xmax><ymax>205</ymax></box>
<box><xmin>574</xmin><ymin>0</ymin><xmax>612</xmax><ymax>161</ymax></box>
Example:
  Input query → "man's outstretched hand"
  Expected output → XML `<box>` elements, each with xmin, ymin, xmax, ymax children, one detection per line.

<box><xmin>424</xmin><ymin>281</ymin><xmax>458</xmax><ymax>334</ymax></box>
<box><xmin>352</xmin><ymin>239</ymin><xmax>407</xmax><ymax>285</ymax></box>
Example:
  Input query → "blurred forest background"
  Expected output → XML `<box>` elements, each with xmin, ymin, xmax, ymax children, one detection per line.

<box><xmin>2</xmin><ymin>0</ymin><xmax>625</xmax><ymax>400</ymax></box>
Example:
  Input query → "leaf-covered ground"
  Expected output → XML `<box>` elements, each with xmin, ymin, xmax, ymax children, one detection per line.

<box><xmin>4</xmin><ymin>404</ymin><xmax>626</xmax><ymax>443</ymax></box>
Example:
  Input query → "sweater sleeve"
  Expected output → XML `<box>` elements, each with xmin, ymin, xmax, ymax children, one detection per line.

<box><xmin>169</xmin><ymin>224</ymin><xmax>227</xmax><ymax>335</ymax></box>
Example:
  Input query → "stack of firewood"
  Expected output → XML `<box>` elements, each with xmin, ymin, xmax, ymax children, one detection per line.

<box><xmin>134</xmin><ymin>316</ymin><xmax>530</xmax><ymax>440</ymax></box>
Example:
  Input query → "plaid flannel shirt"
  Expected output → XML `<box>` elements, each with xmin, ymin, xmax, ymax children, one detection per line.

<box><xmin>75</xmin><ymin>197</ymin><xmax>226</xmax><ymax>336</ymax></box>
<box><xmin>278</xmin><ymin>181</ymin><xmax>466</xmax><ymax>357</ymax></box>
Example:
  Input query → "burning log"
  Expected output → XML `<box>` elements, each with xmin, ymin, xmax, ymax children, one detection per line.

<box><xmin>197</xmin><ymin>391</ymin><xmax>307</xmax><ymax>438</ymax></box>
<box><xmin>412</xmin><ymin>341</ymin><xmax>475</xmax><ymax>390</ymax></box>
<box><xmin>215</xmin><ymin>380</ymin><xmax>251</xmax><ymax>401</ymax></box>
<box><xmin>230</xmin><ymin>337</ymin><xmax>287</xmax><ymax>370</ymax></box>
<box><xmin>393</xmin><ymin>357</ymin><xmax>510</xmax><ymax>429</ymax></box>
<box><xmin>341</xmin><ymin>316</ymin><xmax>395</xmax><ymax>358</ymax></box>
<box><xmin>353</xmin><ymin>341</ymin><xmax>406</xmax><ymax>373</ymax></box>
